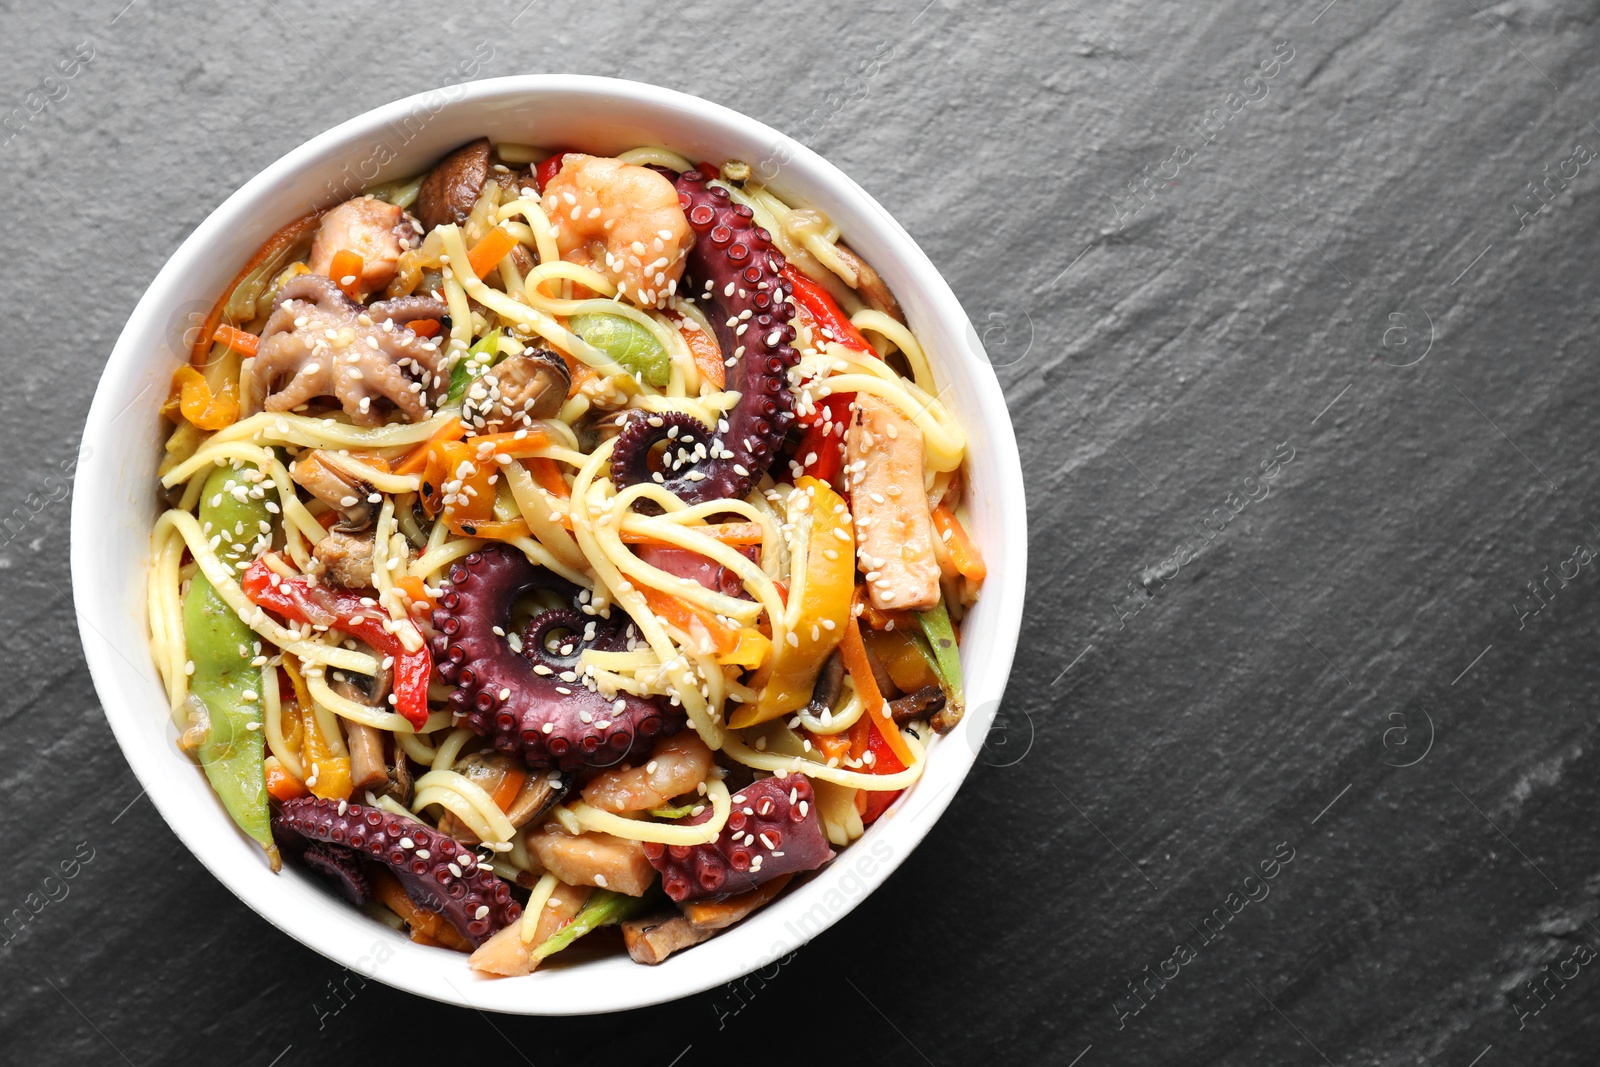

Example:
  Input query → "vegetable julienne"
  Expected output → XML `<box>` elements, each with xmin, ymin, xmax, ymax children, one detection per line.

<box><xmin>145</xmin><ymin>137</ymin><xmax>983</xmax><ymax>974</ymax></box>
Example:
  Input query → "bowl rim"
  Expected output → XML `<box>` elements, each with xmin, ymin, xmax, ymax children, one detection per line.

<box><xmin>70</xmin><ymin>73</ymin><xmax>1027</xmax><ymax>1014</ymax></box>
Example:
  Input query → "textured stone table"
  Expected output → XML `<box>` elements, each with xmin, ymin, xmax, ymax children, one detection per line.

<box><xmin>4</xmin><ymin>1</ymin><xmax>1599</xmax><ymax>1063</ymax></box>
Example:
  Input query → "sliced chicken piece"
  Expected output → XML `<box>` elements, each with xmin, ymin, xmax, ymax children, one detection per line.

<box><xmin>526</xmin><ymin>826</ymin><xmax>657</xmax><ymax>896</ymax></box>
<box><xmin>308</xmin><ymin>196</ymin><xmax>414</xmax><ymax>297</ymax></box>
<box><xmin>469</xmin><ymin>882</ymin><xmax>590</xmax><ymax>976</ymax></box>
<box><xmin>846</xmin><ymin>394</ymin><xmax>941</xmax><ymax>612</ymax></box>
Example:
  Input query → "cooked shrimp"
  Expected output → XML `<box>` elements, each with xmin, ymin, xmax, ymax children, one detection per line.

<box><xmin>541</xmin><ymin>154</ymin><xmax>690</xmax><ymax>307</ymax></box>
<box><xmin>308</xmin><ymin>196</ymin><xmax>418</xmax><ymax>298</ymax></box>
<box><xmin>580</xmin><ymin>731</ymin><xmax>713</xmax><ymax>813</ymax></box>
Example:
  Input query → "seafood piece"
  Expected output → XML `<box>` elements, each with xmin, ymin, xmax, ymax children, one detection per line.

<box><xmin>643</xmin><ymin>774</ymin><xmax>833</xmax><ymax>903</ymax></box>
<box><xmin>251</xmin><ymin>274</ymin><xmax>448</xmax><ymax>425</ymax></box>
<box><xmin>609</xmin><ymin>169</ymin><xmax>800</xmax><ymax>503</ymax></box>
<box><xmin>273</xmin><ymin>798</ymin><xmax>521</xmax><ymax>946</ymax></box>
<box><xmin>580</xmin><ymin>732</ymin><xmax>714</xmax><ymax>814</ymax></box>
<box><xmin>429</xmin><ymin>545</ymin><xmax>685</xmax><ymax>771</ymax></box>
<box><xmin>307</xmin><ymin>196</ymin><xmax>417</xmax><ymax>298</ymax></box>
<box><xmin>542</xmin><ymin>154</ymin><xmax>691</xmax><ymax>307</ymax></box>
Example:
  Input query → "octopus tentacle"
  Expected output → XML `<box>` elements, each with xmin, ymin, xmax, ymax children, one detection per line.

<box><xmin>610</xmin><ymin>169</ymin><xmax>801</xmax><ymax>504</ymax></box>
<box><xmin>430</xmin><ymin>545</ymin><xmax>684</xmax><ymax>771</ymax></box>
<box><xmin>274</xmin><ymin>798</ymin><xmax>520</xmax><ymax>946</ymax></box>
<box><xmin>642</xmin><ymin>774</ymin><xmax>834</xmax><ymax>903</ymax></box>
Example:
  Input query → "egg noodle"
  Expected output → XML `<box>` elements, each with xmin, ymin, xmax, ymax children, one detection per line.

<box><xmin>145</xmin><ymin>140</ymin><xmax>985</xmax><ymax>969</ymax></box>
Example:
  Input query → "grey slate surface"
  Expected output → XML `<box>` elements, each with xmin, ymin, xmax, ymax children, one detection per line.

<box><xmin>3</xmin><ymin>0</ymin><xmax>1600</xmax><ymax>1063</ymax></box>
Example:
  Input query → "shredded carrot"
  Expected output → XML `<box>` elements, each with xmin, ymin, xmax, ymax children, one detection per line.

<box><xmin>559</xmin><ymin>349</ymin><xmax>598</xmax><ymax>398</ymax></box>
<box><xmin>641</xmin><ymin>588</ymin><xmax>741</xmax><ymax>655</ymax></box>
<box><xmin>525</xmin><ymin>457</ymin><xmax>570</xmax><ymax>499</ymax></box>
<box><xmin>329</xmin><ymin>249</ymin><xmax>365</xmax><ymax>298</ymax></box>
<box><xmin>491</xmin><ymin>768</ymin><xmax>527</xmax><ymax>812</ymax></box>
<box><xmin>853</xmin><ymin>584</ymin><xmax>915</xmax><ymax>631</ymax></box>
<box><xmin>467</xmin><ymin>225</ymin><xmax>520</xmax><ymax>280</ymax></box>
<box><xmin>806</xmin><ymin>730</ymin><xmax>851</xmax><ymax>764</ymax></box>
<box><xmin>839</xmin><ymin>616</ymin><xmax>916</xmax><ymax>768</ymax></box>
<box><xmin>393</xmin><ymin>416</ymin><xmax>465</xmax><ymax>475</ymax></box>
<box><xmin>264</xmin><ymin>757</ymin><xmax>308</xmax><ymax>801</ymax></box>
<box><xmin>371</xmin><ymin>869</ymin><xmax>472</xmax><ymax>950</ymax></box>
<box><xmin>191</xmin><ymin>210</ymin><xmax>325</xmax><ymax>364</ymax></box>
<box><xmin>397</xmin><ymin>575</ymin><xmax>437</xmax><ymax>610</ymax></box>
<box><xmin>671</xmin><ymin>312</ymin><xmax>725</xmax><ymax>390</ymax></box>
<box><xmin>406</xmin><ymin>318</ymin><xmax>442</xmax><ymax>338</ymax></box>
<box><xmin>931</xmin><ymin>505</ymin><xmax>986</xmax><ymax>581</ymax></box>
<box><xmin>212</xmin><ymin>324</ymin><xmax>259</xmax><ymax>358</ymax></box>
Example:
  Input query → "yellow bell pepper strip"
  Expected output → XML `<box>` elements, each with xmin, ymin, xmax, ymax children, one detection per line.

<box><xmin>838</xmin><ymin>614</ymin><xmax>916</xmax><ymax>769</ymax></box>
<box><xmin>862</xmin><ymin>629</ymin><xmax>940</xmax><ymax>694</ymax></box>
<box><xmin>279</xmin><ymin>656</ymin><xmax>352</xmax><ymax>801</ymax></box>
<box><xmin>169</xmin><ymin>364</ymin><xmax>240</xmax><ymax>431</ymax></box>
<box><xmin>931</xmin><ymin>504</ymin><xmax>986</xmax><ymax>582</ymax></box>
<box><xmin>242</xmin><ymin>557</ymin><xmax>432</xmax><ymax>729</ymax></box>
<box><xmin>729</xmin><ymin>477</ymin><xmax>855</xmax><ymax>728</ymax></box>
<box><xmin>916</xmin><ymin>596</ymin><xmax>965</xmax><ymax>725</ymax></box>
<box><xmin>716</xmin><ymin>628</ymin><xmax>771</xmax><ymax>669</ymax></box>
<box><xmin>182</xmin><ymin>465</ymin><xmax>275</xmax><ymax>860</ymax></box>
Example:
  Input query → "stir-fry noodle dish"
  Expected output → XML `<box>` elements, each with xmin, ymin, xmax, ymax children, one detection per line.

<box><xmin>148</xmin><ymin>139</ymin><xmax>985</xmax><ymax>971</ymax></box>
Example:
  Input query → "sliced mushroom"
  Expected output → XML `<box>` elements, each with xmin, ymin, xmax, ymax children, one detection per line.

<box><xmin>415</xmin><ymin>138</ymin><xmax>491</xmax><ymax>231</ymax></box>
<box><xmin>312</xmin><ymin>529</ymin><xmax>378</xmax><ymax>589</ymax></box>
<box><xmin>344</xmin><ymin>722</ymin><xmax>390</xmax><ymax>793</ymax></box>
<box><xmin>804</xmin><ymin>649</ymin><xmax>845</xmax><ymax>721</ymax></box>
<box><xmin>833</xmin><ymin>242</ymin><xmax>905</xmax><ymax>323</ymax></box>
<box><xmin>436</xmin><ymin>751</ymin><xmax>565</xmax><ymax>842</ymax></box>
<box><xmin>622</xmin><ymin>913</ymin><xmax>714</xmax><ymax>965</ymax></box>
<box><xmin>888</xmin><ymin>684</ymin><xmax>945</xmax><ymax>727</ymax></box>
<box><xmin>291</xmin><ymin>450</ymin><xmax>378</xmax><ymax>531</ymax></box>
<box><xmin>464</xmin><ymin>348</ymin><xmax>570</xmax><ymax>434</ymax></box>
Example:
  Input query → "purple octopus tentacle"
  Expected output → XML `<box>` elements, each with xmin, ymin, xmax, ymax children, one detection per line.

<box><xmin>642</xmin><ymin>773</ymin><xmax>834</xmax><ymax>903</ymax></box>
<box><xmin>430</xmin><ymin>545</ymin><xmax>683</xmax><ymax>771</ymax></box>
<box><xmin>275</xmin><ymin>797</ymin><xmax>520</xmax><ymax>946</ymax></box>
<box><xmin>610</xmin><ymin>169</ymin><xmax>801</xmax><ymax>504</ymax></box>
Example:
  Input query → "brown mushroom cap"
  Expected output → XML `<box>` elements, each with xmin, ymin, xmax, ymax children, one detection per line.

<box><xmin>415</xmin><ymin>137</ymin><xmax>492</xmax><ymax>231</ymax></box>
<box><xmin>467</xmin><ymin>347</ymin><xmax>572</xmax><ymax>432</ymax></box>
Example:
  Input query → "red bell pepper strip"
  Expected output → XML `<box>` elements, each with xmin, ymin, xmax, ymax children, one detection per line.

<box><xmin>534</xmin><ymin>152</ymin><xmax>574</xmax><ymax>193</ymax></box>
<box><xmin>241</xmin><ymin>557</ymin><xmax>432</xmax><ymax>729</ymax></box>
<box><xmin>859</xmin><ymin>726</ymin><xmax>907</xmax><ymax>825</ymax></box>
<box><xmin>783</xmin><ymin>266</ymin><xmax>882</xmax><ymax>483</ymax></box>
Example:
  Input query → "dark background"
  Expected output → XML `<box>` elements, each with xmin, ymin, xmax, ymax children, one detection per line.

<box><xmin>4</xmin><ymin>1</ymin><xmax>1599</xmax><ymax>1063</ymax></box>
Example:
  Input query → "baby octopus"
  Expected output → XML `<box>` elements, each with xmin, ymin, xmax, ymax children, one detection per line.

<box><xmin>250</xmin><ymin>274</ymin><xmax>448</xmax><ymax>425</ymax></box>
<box><xmin>542</xmin><ymin>154</ymin><xmax>691</xmax><ymax>308</ymax></box>
<box><xmin>430</xmin><ymin>545</ymin><xmax>686</xmax><ymax>772</ymax></box>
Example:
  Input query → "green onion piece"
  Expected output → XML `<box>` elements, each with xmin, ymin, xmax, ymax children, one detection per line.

<box><xmin>916</xmin><ymin>597</ymin><xmax>965</xmax><ymax>718</ymax></box>
<box><xmin>532</xmin><ymin>889</ymin><xmax>654</xmax><ymax>961</ymax></box>
<box><xmin>446</xmin><ymin>329</ymin><xmax>503</xmax><ymax>404</ymax></box>
<box><xmin>646</xmin><ymin>803</ymin><xmax>696</xmax><ymax>820</ymax></box>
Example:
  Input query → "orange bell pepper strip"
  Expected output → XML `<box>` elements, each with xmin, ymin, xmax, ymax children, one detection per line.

<box><xmin>393</xmin><ymin>416</ymin><xmax>465</xmax><ymax>476</ymax></box>
<box><xmin>467</xmin><ymin>225</ymin><xmax>520</xmax><ymax>280</ymax></box>
<box><xmin>397</xmin><ymin>575</ymin><xmax>438</xmax><ymax>611</ymax></box>
<box><xmin>526</xmin><ymin>457</ymin><xmax>570</xmax><ymax>499</ymax></box>
<box><xmin>418</xmin><ymin>430</ymin><xmax>551</xmax><ymax>520</ymax></box>
<box><xmin>328</xmin><ymin>249</ymin><xmax>365</xmax><ymax>299</ymax></box>
<box><xmin>406</xmin><ymin>318</ymin><xmax>442</xmax><ymax>338</ymax></box>
<box><xmin>211</xmin><ymin>324</ymin><xmax>259</xmax><ymax>358</ymax></box>
<box><xmin>491</xmin><ymin>767</ymin><xmax>527</xmax><ymax>812</ymax></box>
<box><xmin>837</xmin><ymin>614</ymin><xmax>916</xmax><ymax>769</ymax></box>
<box><xmin>278</xmin><ymin>656</ymin><xmax>353</xmax><ymax>801</ymax></box>
<box><xmin>371</xmin><ymin>869</ymin><xmax>473</xmax><ymax>950</ymax></box>
<box><xmin>931</xmin><ymin>504</ymin><xmax>986</xmax><ymax>582</ymax></box>
<box><xmin>169</xmin><ymin>364</ymin><xmax>240</xmax><ymax>431</ymax></box>
<box><xmin>730</xmin><ymin>477</ymin><xmax>855</xmax><ymax>728</ymax></box>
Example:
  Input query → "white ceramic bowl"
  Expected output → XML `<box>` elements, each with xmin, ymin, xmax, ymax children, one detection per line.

<box><xmin>71</xmin><ymin>76</ymin><xmax>1026</xmax><ymax>1014</ymax></box>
